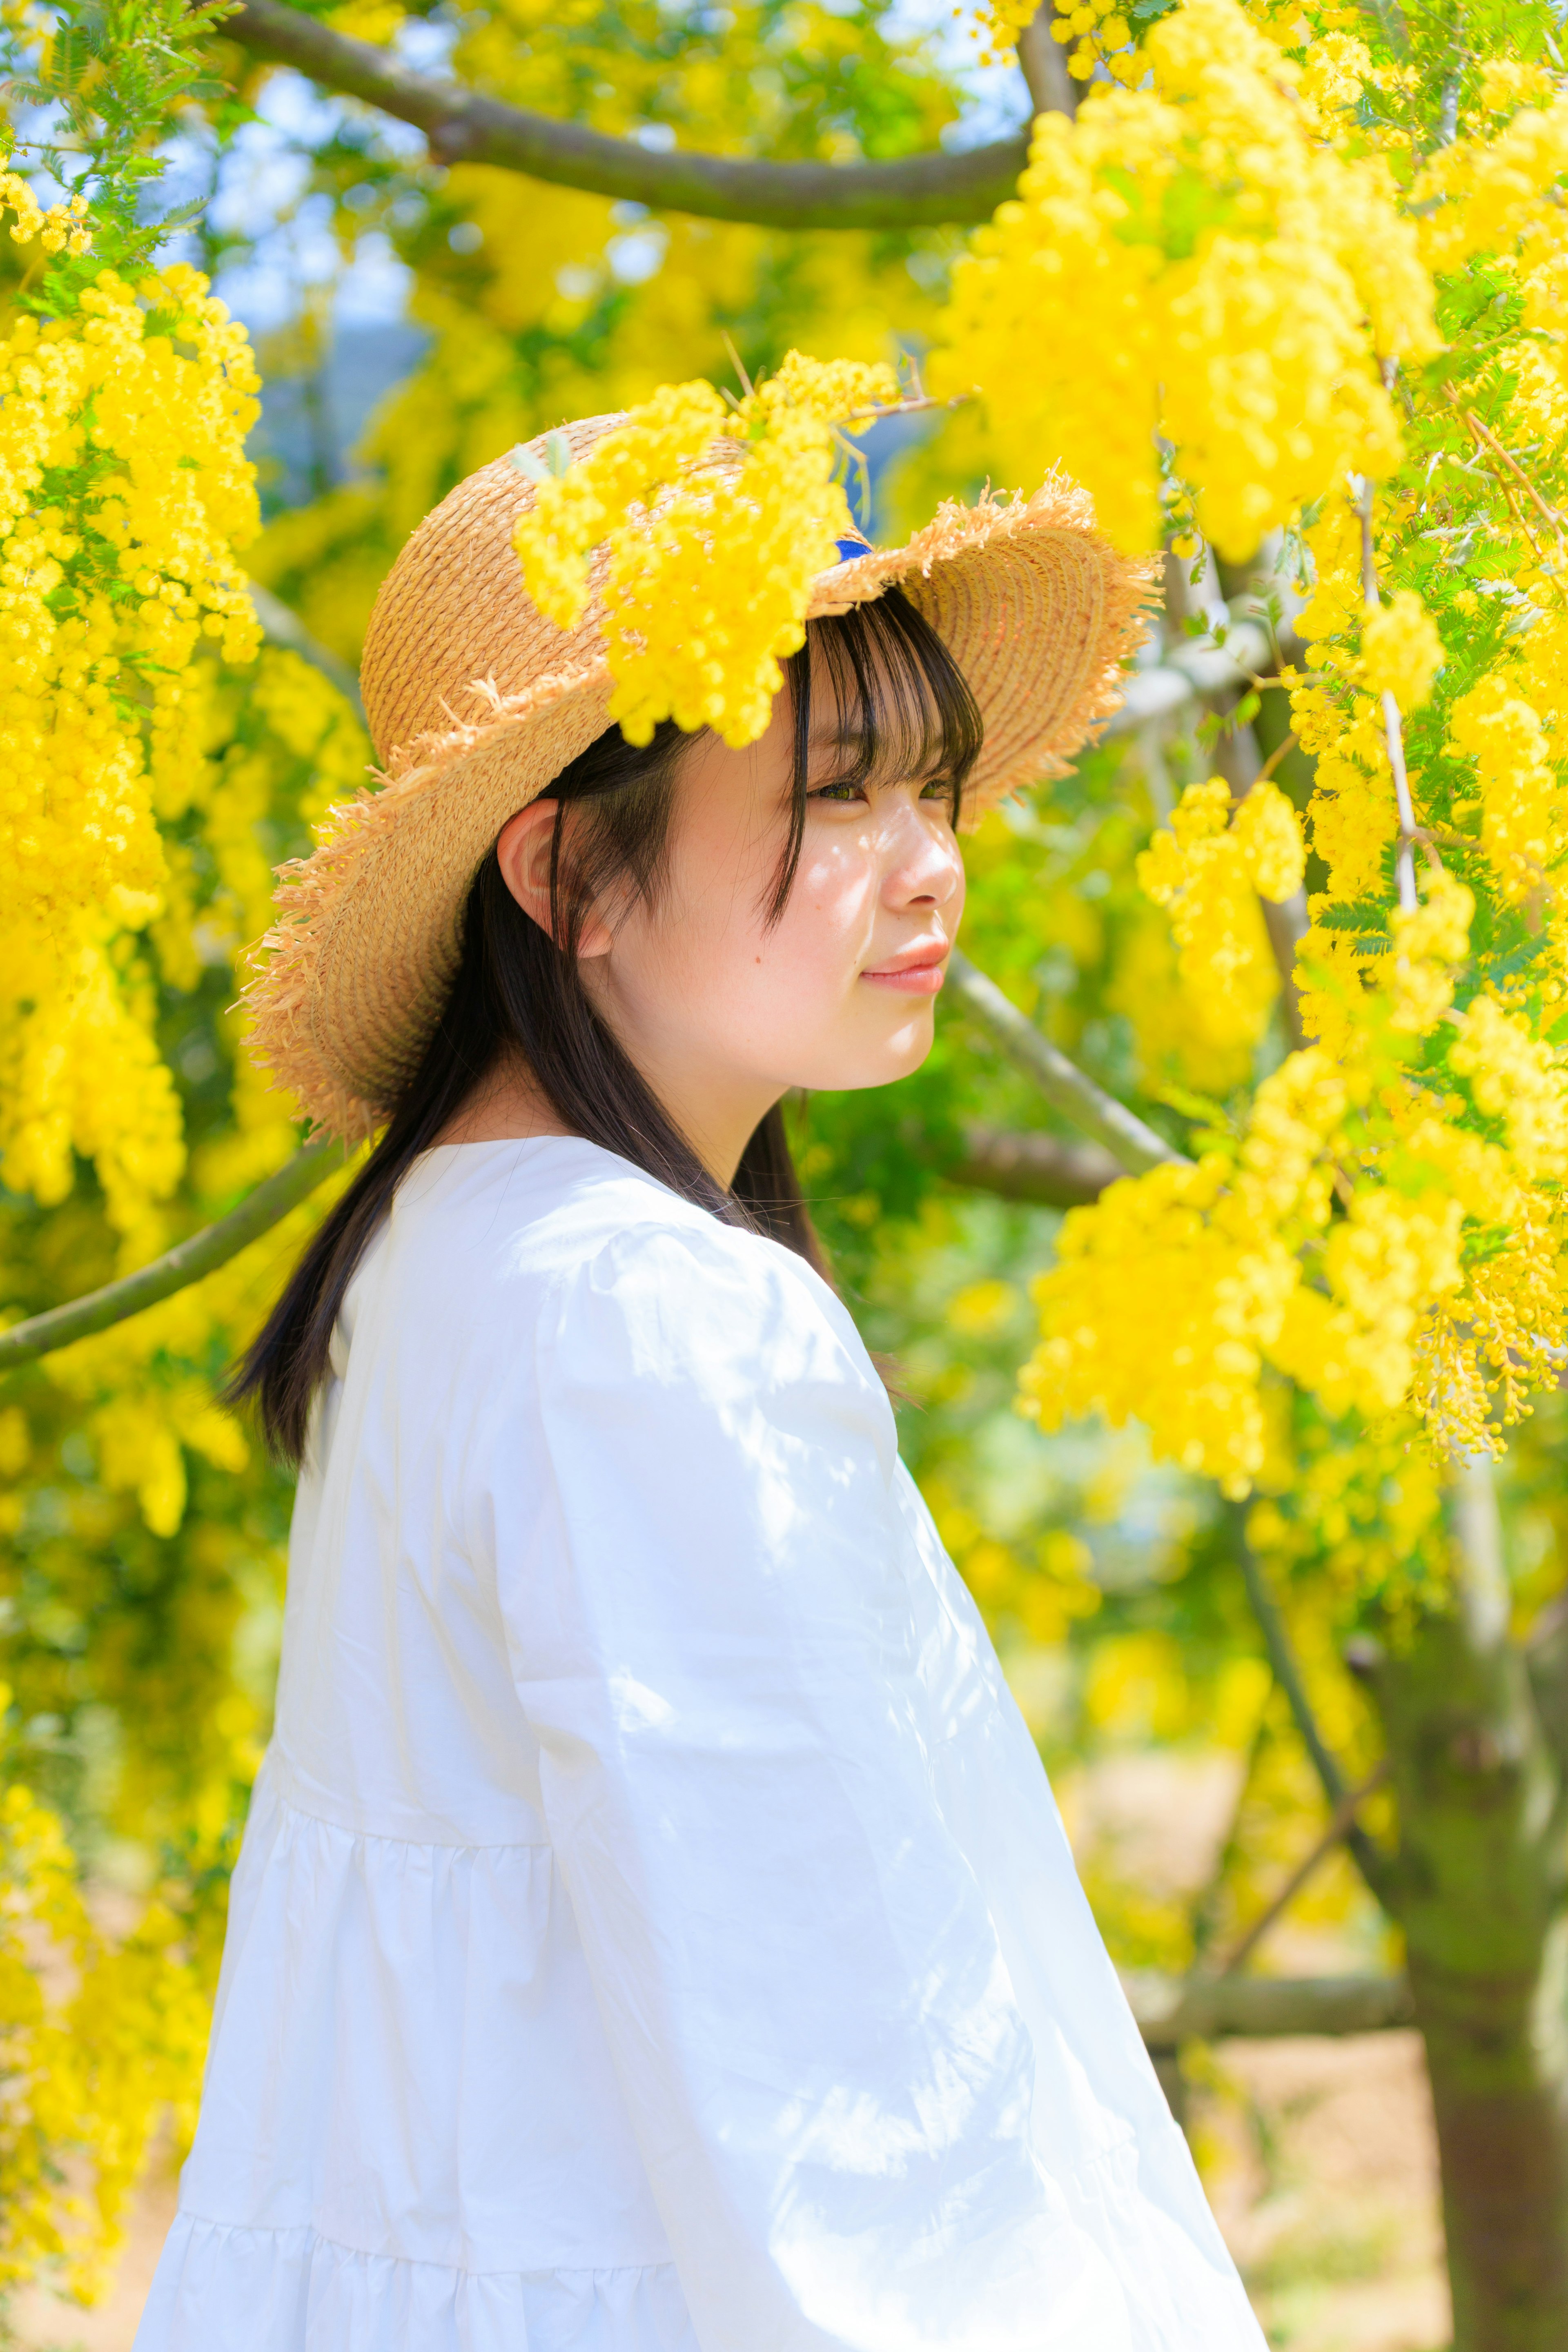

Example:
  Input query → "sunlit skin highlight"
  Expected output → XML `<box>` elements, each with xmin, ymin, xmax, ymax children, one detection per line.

<box><xmin>442</xmin><ymin>671</ymin><xmax>967</xmax><ymax>1186</ymax></box>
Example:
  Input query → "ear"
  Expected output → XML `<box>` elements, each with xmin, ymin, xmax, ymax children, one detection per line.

<box><xmin>495</xmin><ymin>799</ymin><xmax>614</xmax><ymax>959</ymax></box>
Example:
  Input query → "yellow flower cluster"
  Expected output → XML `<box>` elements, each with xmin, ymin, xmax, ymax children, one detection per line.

<box><xmin>1135</xmin><ymin>776</ymin><xmax>1304</xmax><ymax>1054</ymax></box>
<box><xmin>1450</xmin><ymin>994</ymin><xmax>1568</xmax><ymax>1185</ymax></box>
<box><xmin>1027</xmin><ymin>0</ymin><xmax>1149</xmax><ymax>90</ymax></box>
<box><xmin>1384</xmin><ymin>869</ymin><xmax>1474</xmax><ymax>1036</ymax></box>
<box><xmin>1020</xmin><ymin>975</ymin><xmax>1518</xmax><ymax>1488</ymax></box>
<box><xmin>1322</xmin><ymin>833</ymin><xmax>1568</xmax><ymax>1453</ymax></box>
<box><xmin>944</xmin><ymin>12</ymin><xmax>1568</xmax><ymax>1491</ymax></box>
<box><xmin>0</xmin><ymin>1770</ymin><xmax>209</xmax><ymax>2296</ymax></box>
<box><xmin>1</xmin><ymin>925</ymin><xmax>185</xmax><ymax>1242</ymax></box>
<box><xmin>1025</xmin><ymin>51</ymin><xmax>1568</xmax><ymax>1484</ymax></box>
<box><xmin>1414</xmin><ymin>94</ymin><xmax>1568</xmax><ymax>281</ymax></box>
<box><xmin>0</xmin><ymin>261</ymin><xmax>261</xmax><ymax>1248</ymax></box>
<box><xmin>1107</xmin><ymin>904</ymin><xmax>1256</xmax><ymax>1094</ymax></box>
<box><xmin>0</xmin><ymin>172</ymin><xmax>90</xmax><ymax>257</ymax></box>
<box><xmin>1447</xmin><ymin>673</ymin><xmax>1561</xmax><ymax>904</ymax></box>
<box><xmin>0</xmin><ymin>651</ymin><xmax>369</xmax><ymax>2288</ymax></box>
<box><xmin>972</xmin><ymin>0</ymin><xmax>1044</xmax><ymax>68</ymax></box>
<box><xmin>1360</xmin><ymin>589</ymin><xmax>1443</xmax><ymax>709</ymax></box>
<box><xmin>936</xmin><ymin>0</ymin><xmax>1434</xmax><ymax>553</ymax></box>
<box><xmin>511</xmin><ymin>352</ymin><xmax>899</xmax><ymax>745</ymax></box>
<box><xmin>1024</xmin><ymin>1045</ymin><xmax>1349</xmax><ymax>1491</ymax></box>
<box><xmin>1042</xmin><ymin>740</ymin><xmax>1568</xmax><ymax>1474</ymax></box>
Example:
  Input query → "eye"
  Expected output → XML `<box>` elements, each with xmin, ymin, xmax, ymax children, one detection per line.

<box><xmin>808</xmin><ymin>779</ymin><xmax>869</xmax><ymax>804</ymax></box>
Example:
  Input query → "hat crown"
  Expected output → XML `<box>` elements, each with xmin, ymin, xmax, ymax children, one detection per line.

<box><xmin>361</xmin><ymin>412</ymin><xmax>626</xmax><ymax>770</ymax></box>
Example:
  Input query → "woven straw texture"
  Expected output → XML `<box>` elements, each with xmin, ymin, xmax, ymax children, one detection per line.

<box><xmin>246</xmin><ymin>414</ymin><xmax>1158</xmax><ymax>1141</ymax></box>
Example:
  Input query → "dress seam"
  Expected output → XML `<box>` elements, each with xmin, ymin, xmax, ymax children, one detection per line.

<box><xmin>171</xmin><ymin>2209</ymin><xmax>676</xmax><ymax>2283</ymax></box>
<box><xmin>265</xmin><ymin>1766</ymin><xmax>552</xmax><ymax>1855</ymax></box>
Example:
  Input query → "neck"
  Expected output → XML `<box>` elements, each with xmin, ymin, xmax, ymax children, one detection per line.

<box><xmin>644</xmin><ymin>1076</ymin><xmax>780</xmax><ymax>1191</ymax></box>
<box><xmin>579</xmin><ymin>967</ymin><xmax>780</xmax><ymax>1189</ymax></box>
<box><xmin>434</xmin><ymin>1050</ymin><xmax>571</xmax><ymax>1150</ymax></box>
<box><xmin>434</xmin><ymin>1043</ymin><xmax>773</xmax><ymax>1193</ymax></box>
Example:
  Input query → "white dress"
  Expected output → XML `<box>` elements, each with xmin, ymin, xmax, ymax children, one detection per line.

<box><xmin>135</xmin><ymin>1138</ymin><xmax>1263</xmax><ymax>2352</ymax></box>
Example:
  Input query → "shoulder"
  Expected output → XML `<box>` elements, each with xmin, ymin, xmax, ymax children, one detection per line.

<box><xmin>388</xmin><ymin>1137</ymin><xmax>885</xmax><ymax>1424</ymax></box>
<box><xmin>392</xmin><ymin>1135</ymin><xmax>714</xmax><ymax>1267</ymax></box>
<box><xmin>508</xmin><ymin>1161</ymin><xmax>898</xmax><ymax>1472</ymax></box>
<box><xmin>375</xmin><ymin>1136</ymin><xmax>721</xmax><ymax>1323</ymax></box>
<box><xmin>555</xmin><ymin>1188</ymin><xmax>880</xmax><ymax>1408</ymax></box>
<box><xmin>530</xmin><ymin>1211</ymin><xmax>900</xmax><ymax>1523</ymax></box>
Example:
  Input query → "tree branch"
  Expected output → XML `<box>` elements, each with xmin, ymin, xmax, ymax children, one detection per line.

<box><xmin>1212</xmin><ymin>1761</ymin><xmax>1392</xmax><ymax>1978</ymax></box>
<box><xmin>0</xmin><ymin>1113</ymin><xmax>1116</xmax><ymax>1374</ymax></box>
<box><xmin>945</xmin><ymin>953</ymin><xmax>1185</xmax><ymax>1177</ymax></box>
<box><xmin>1232</xmin><ymin>1507</ymin><xmax>1393</xmax><ymax>1906</ymax></box>
<box><xmin>0</xmin><ymin>1137</ymin><xmax>342</xmax><ymax>1375</ymax></box>
<box><xmin>1127</xmin><ymin>1968</ymin><xmax>1414</xmax><ymax>2049</ymax></box>
<box><xmin>943</xmin><ymin>1125</ymin><xmax>1120</xmax><ymax>1207</ymax></box>
<box><xmin>1016</xmin><ymin>2</ymin><xmax>1078</xmax><ymax>121</ymax></box>
<box><xmin>223</xmin><ymin>0</ymin><xmax>1029</xmax><ymax>230</ymax></box>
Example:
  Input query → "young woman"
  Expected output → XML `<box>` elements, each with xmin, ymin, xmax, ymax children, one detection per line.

<box><xmin>135</xmin><ymin>417</ymin><xmax>1264</xmax><ymax>2351</ymax></box>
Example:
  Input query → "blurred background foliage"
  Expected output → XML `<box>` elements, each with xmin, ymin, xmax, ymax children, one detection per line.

<box><xmin>2</xmin><ymin>0</ymin><xmax>1566</xmax><ymax>2339</ymax></box>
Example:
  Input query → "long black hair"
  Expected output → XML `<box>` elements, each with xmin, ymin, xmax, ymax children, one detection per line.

<box><xmin>229</xmin><ymin>585</ymin><xmax>982</xmax><ymax>1464</ymax></box>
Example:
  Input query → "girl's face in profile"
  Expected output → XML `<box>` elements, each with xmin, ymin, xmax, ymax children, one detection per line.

<box><xmin>498</xmin><ymin>661</ymin><xmax>967</xmax><ymax>1180</ymax></box>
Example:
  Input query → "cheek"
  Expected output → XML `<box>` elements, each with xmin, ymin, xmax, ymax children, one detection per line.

<box><xmin>645</xmin><ymin>835</ymin><xmax>883</xmax><ymax>1076</ymax></box>
<box><xmin>773</xmin><ymin>834</ymin><xmax>880</xmax><ymax>945</ymax></box>
<box><xmin>661</xmin><ymin>831</ymin><xmax>880</xmax><ymax>987</ymax></box>
<box><xmin>749</xmin><ymin>837</ymin><xmax>881</xmax><ymax>1001</ymax></box>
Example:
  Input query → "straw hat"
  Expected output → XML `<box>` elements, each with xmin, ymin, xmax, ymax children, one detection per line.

<box><xmin>246</xmin><ymin>412</ymin><xmax>1156</xmax><ymax>1143</ymax></box>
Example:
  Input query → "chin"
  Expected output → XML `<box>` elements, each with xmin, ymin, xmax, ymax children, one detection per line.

<box><xmin>813</xmin><ymin>1014</ymin><xmax>936</xmax><ymax>1093</ymax></box>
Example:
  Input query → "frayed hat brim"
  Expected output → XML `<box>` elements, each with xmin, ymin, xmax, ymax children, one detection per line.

<box><xmin>244</xmin><ymin>451</ymin><xmax>1157</xmax><ymax>1142</ymax></box>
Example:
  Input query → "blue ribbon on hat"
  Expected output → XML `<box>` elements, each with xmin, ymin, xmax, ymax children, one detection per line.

<box><xmin>835</xmin><ymin>535</ymin><xmax>871</xmax><ymax>563</ymax></box>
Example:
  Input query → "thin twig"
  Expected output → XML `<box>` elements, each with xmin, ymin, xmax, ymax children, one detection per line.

<box><xmin>1187</xmin><ymin>1688</ymin><xmax>1275</xmax><ymax>1967</ymax></box>
<box><xmin>1462</xmin><ymin>424</ymin><xmax>1551</xmax><ymax>572</ymax></box>
<box><xmin>719</xmin><ymin>330</ymin><xmax>754</xmax><ymax>399</ymax></box>
<box><xmin>1448</xmin><ymin>390</ymin><xmax>1568</xmax><ymax>549</ymax></box>
<box><xmin>1231</xmin><ymin>1504</ymin><xmax>1392</xmax><ymax>1906</ymax></box>
<box><xmin>1212</xmin><ymin>1761</ymin><xmax>1392</xmax><ymax>1978</ymax></box>
<box><xmin>1381</xmin><ymin>687</ymin><xmax>1421</xmax><ymax>911</ymax></box>
<box><xmin>836</xmin><ymin>391</ymin><xmax>972</xmax><ymax>428</ymax></box>
<box><xmin>1356</xmin><ymin>479</ymin><xmax>1419</xmax><ymax>913</ymax></box>
<box><xmin>1254</xmin><ymin>730</ymin><xmax>1298</xmax><ymax>784</ymax></box>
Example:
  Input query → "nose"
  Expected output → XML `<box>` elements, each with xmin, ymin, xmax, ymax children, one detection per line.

<box><xmin>882</xmin><ymin>794</ymin><xmax>964</xmax><ymax>915</ymax></box>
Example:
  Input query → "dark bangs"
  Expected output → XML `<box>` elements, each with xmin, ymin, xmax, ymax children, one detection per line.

<box><xmin>764</xmin><ymin>584</ymin><xmax>985</xmax><ymax>922</ymax></box>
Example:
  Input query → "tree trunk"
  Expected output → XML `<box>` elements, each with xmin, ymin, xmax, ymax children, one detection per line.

<box><xmin>1369</xmin><ymin>1460</ymin><xmax>1568</xmax><ymax>2350</ymax></box>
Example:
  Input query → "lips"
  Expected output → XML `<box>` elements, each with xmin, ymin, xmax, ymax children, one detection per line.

<box><xmin>860</xmin><ymin>943</ymin><xmax>950</xmax><ymax>996</ymax></box>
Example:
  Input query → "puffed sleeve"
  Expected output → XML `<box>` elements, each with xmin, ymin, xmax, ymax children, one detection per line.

<box><xmin>490</xmin><ymin>1218</ymin><xmax>1133</xmax><ymax>2352</ymax></box>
